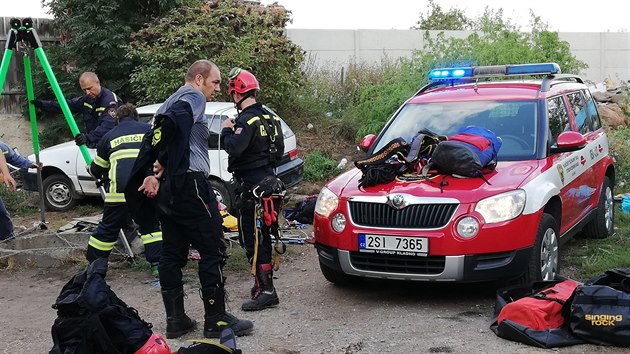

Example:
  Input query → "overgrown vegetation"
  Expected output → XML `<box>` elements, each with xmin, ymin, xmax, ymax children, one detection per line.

<box><xmin>127</xmin><ymin>0</ymin><xmax>304</xmax><ymax>110</ymax></box>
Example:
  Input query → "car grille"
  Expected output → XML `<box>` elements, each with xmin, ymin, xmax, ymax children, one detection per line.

<box><xmin>350</xmin><ymin>252</ymin><xmax>445</xmax><ymax>274</ymax></box>
<box><xmin>348</xmin><ymin>201</ymin><xmax>457</xmax><ymax>228</ymax></box>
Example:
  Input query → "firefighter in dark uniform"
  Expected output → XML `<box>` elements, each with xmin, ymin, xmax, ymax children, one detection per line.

<box><xmin>32</xmin><ymin>71</ymin><xmax>122</xmax><ymax>147</ymax></box>
<box><xmin>220</xmin><ymin>67</ymin><xmax>285</xmax><ymax>311</ymax></box>
<box><xmin>130</xmin><ymin>60</ymin><xmax>253</xmax><ymax>340</ymax></box>
<box><xmin>87</xmin><ymin>103</ymin><xmax>162</xmax><ymax>275</ymax></box>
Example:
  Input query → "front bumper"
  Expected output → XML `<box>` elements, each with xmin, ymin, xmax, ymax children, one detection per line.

<box><xmin>277</xmin><ymin>157</ymin><xmax>304</xmax><ymax>188</ymax></box>
<box><xmin>315</xmin><ymin>243</ymin><xmax>532</xmax><ymax>282</ymax></box>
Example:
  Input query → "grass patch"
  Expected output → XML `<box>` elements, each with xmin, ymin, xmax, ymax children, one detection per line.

<box><xmin>304</xmin><ymin>150</ymin><xmax>342</xmax><ymax>182</ymax></box>
<box><xmin>563</xmin><ymin>206</ymin><xmax>630</xmax><ymax>281</ymax></box>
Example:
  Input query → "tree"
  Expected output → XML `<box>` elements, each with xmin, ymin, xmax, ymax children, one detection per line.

<box><xmin>126</xmin><ymin>0</ymin><xmax>305</xmax><ymax>111</ymax></box>
<box><xmin>413</xmin><ymin>0</ymin><xmax>472</xmax><ymax>30</ymax></box>
<box><xmin>42</xmin><ymin>0</ymin><xmax>198</xmax><ymax>100</ymax></box>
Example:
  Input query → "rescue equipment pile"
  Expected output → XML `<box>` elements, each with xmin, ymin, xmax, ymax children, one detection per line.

<box><xmin>491</xmin><ymin>269</ymin><xmax>630</xmax><ymax>348</ymax></box>
<box><xmin>354</xmin><ymin>126</ymin><xmax>501</xmax><ymax>188</ymax></box>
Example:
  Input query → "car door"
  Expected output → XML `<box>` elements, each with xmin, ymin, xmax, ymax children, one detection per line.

<box><xmin>546</xmin><ymin>95</ymin><xmax>583</xmax><ymax>234</ymax></box>
<box><xmin>559</xmin><ymin>90</ymin><xmax>600</xmax><ymax>229</ymax></box>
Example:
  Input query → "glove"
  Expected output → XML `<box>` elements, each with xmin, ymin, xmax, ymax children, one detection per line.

<box><xmin>30</xmin><ymin>99</ymin><xmax>43</xmax><ymax>109</ymax></box>
<box><xmin>74</xmin><ymin>133</ymin><xmax>88</xmax><ymax>146</ymax></box>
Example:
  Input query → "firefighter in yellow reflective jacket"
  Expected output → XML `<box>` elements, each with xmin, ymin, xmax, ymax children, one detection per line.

<box><xmin>87</xmin><ymin>103</ymin><xmax>162</xmax><ymax>275</ymax></box>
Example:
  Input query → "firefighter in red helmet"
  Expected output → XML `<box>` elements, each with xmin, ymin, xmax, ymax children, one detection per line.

<box><xmin>221</xmin><ymin>67</ymin><xmax>285</xmax><ymax>311</ymax></box>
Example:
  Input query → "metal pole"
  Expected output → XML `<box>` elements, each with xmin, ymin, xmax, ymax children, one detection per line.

<box><xmin>22</xmin><ymin>51</ymin><xmax>47</xmax><ymax>229</ymax></box>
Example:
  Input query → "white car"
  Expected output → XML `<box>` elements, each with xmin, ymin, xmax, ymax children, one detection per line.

<box><xmin>22</xmin><ymin>102</ymin><xmax>304</xmax><ymax>211</ymax></box>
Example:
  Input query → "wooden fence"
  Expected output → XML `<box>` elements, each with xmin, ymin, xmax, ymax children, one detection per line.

<box><xmin>0</xmin><ymin>17</ymin><xmax>59</xmax><ymax>114</ymax></box>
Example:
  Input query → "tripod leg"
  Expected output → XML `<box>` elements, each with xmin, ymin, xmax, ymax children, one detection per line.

<box><xmin>22</xmin><ymin>53</ymin><xmax>47</xmax><ymax>229</ymax></box>
<box><xmin>33</xmin><ymin>47</ymin><xmax>92</xmax><ymax>165</ymax></box>
<box><xmin>0</xmin><ymin>49</ymin><xmax>14</xmax><ymax>94</ymax></box>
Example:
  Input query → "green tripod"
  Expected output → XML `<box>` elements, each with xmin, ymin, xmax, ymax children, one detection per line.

<box><xmin>0</xmin><ymin>18</ymin><xmax>134</xmax><ymax>257</ymax></box>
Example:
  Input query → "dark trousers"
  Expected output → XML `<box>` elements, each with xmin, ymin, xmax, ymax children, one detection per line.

<box><xmin>156</xmin><ymin>173</ymin><xmax>227</xmax><ymax>290</ymax></box>
<box><xmin>0</xmin><ymin>196</ymin><xmax>13</xmax><ymax>240</ymax></box>
<box><xmin>234</xmin><ymin>169</ymin><xmax>273</xmax><ymax>266</ymax></box>
<box><xmin>87</xmin><ymin>202</ymin><xmax>162</xmax><ymax>263</ymax></box>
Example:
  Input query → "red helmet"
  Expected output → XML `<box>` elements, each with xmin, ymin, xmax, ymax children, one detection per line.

<box><xmin>227</xmin><ymin>67</ymin><xmax>259</xmax><ymax>95</ymax></box>
<box><xmin>135</xmin><ymin>333</ymin><xmax>170</xmax><ymax>354</ymax></box>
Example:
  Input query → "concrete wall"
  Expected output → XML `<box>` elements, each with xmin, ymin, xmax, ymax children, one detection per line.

<box><xmin>2</xmin><ymin>23</ymin><xmax>629</xmax><ymax>114</ymax></box>
<box><xmin>287</xmin><ymin>29</ymin><xmax>630</xmax><ymax>83</ymax></box>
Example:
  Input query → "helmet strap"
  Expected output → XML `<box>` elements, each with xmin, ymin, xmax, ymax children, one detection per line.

<box><xmin>234</xmin><ymin>91</ymin><xmax>256</xmax><ymax>112</ymax></box>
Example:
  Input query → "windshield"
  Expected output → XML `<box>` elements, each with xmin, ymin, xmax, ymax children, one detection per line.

<box><xmin>374</xmin><ymin>100</ymin><xmax>538</xmax><ymax>161</ymax></box>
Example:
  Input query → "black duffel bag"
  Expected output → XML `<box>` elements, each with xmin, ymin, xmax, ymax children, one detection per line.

<box><xmin>569</xmin><ymin>269</ymin><xmax>630</xmax><ymax>346</ymax></box>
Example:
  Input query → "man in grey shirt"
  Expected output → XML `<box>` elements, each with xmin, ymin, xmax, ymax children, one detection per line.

<box><xmin>137</xmin><ymin>60</ymin><xmax>253</xmax><ymax>339</ymax></box>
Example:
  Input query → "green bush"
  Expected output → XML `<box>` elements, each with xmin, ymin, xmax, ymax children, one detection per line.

<box><xmin>44</xmin><ymin>0</ymin><xmax>197</xmax><ymax>100</ymax></box>
<box><xmin>127</xmin><ymin>0</ymin><xmax>304</xmax><ymax>110</ymax></box>
<box><xmin>304</xmin><ymin>150</ymin><xmax>341</xmax><ymax>182</ymax></box>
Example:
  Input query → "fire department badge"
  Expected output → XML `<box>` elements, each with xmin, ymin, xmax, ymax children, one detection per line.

<box><xmin>235</xmin><ymin>127</ymin><xmax>243</xmax><ymax>135</ymax></box>
<box><xmin>108</xmin><ymin>107</ymin><xmax>117</xmax><ymax>119</ymax></box>
<box><xmin>557</xmin><ymin>164</ymin><xmax>565</xmax><ymax>185</ymax></box>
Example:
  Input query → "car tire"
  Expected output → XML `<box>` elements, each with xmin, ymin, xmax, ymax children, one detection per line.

<box><xmin>582</xmin><ymin>176</ymin><xmax>614</xmax><ymax>239</ymax></box>
<box><xmin>527</xmin><ymin>213</ymin><xmax>560</xmax><ymax>282</ymax></box>
<box><xmin>42</xmin><ymin>174</ymin><xmax>76</xmax><ymax>212</ymax></box>
<box><xmin>208</xmin><ymin>179</ymin><xmax>233</xmax><ymax>212</ymax></box>
<box><xmin>319</xmin><ymin>261</ymin><xmax>359</xmax><ymax>285</ymax></box>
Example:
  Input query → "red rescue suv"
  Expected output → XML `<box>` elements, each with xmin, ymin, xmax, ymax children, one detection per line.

<box><xmin>314</xmin><ymin>63</ymin><xmax>615</xmax><ymax>285</ymax></box>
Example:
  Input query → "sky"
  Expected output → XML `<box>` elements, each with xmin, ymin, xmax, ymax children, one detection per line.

<box><xmin>2</xmin><ymin>0</ymin><xmax>628</xmax><ymax>33</ymax></box>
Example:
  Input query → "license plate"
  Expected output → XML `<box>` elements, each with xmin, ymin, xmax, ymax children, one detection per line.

<box><xmin>358</xmin><ymin>234</ymin><xmax>428</xmax><ymax>256</ymax></box>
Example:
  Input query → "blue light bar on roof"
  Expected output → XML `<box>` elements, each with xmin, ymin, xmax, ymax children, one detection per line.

<box><xmin>428</xmin><ymin>67</ymin><xmax>473</xmax><ymax>80</ymax></box>
<box><xmin>505</xmin><ymin>63</ymin><xmax>561</xmax><ymax>75</ymax></box>
<box><xmin>428</xmin><ymin>62</ymin><xmax>561</xmax><ymax>81</ymax></box>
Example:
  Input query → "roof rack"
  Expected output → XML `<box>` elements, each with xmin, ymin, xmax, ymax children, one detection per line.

<box><xmin>540</xmin><ymin>74</ymin><xmax>584</xmax><ymax>92</ymax></box>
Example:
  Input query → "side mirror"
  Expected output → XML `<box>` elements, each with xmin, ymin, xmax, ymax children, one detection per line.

<box><xmin>358</xmin><ymin>134</ymin><xmax>376</xmax><ymax>152</ymax></box>
<box><xmin>550</xmin><ymin>131</ymin><xmax>587</xmax><ymax>154</ymax></box>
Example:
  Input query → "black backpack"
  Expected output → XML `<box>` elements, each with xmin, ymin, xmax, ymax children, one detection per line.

<box><xmin>50</xmin><ymin>258</ymin><xmax>153</xmax><ymax>354</ymax></box>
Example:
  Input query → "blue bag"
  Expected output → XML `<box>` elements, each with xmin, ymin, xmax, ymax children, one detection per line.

<box><xmin>428</xmin><ymin>126</ymin><xmax>502</xmax><ymax>178</ymax></box>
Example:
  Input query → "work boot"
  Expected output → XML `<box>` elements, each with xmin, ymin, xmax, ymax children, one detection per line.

<box><xmin>161</xmin><ymin>287</ymin><xmax>197</xmax><ymax>339</ymax></box>
<box><xmin>201</xmin><ymin>286</ymin><xmax>254</xmax><ymax>338</ymax></box>
<box><xmin>242</xmin><ymin>263</ymin><xmax>279</xmax><ymax>311</ymax></box>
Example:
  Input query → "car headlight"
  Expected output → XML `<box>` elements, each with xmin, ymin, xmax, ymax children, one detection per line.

<box><xmin>456</xmin><ymin>216</ymin><xmax>480</xmax><ymax>239</ymax></box>
<box><xmin>475</xmin><ymin>190</ymin><xmax>526</xmax><ymax>223</ymax></box>
<box><xmin>331</xmin><ymin>213</ymin><xmax>346</xmax><ymax>233</ymax></box>
<box><xmin>315</xmin><ymin>186</ymin><xmax>339</xmax><ymax>218</ymax></box>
